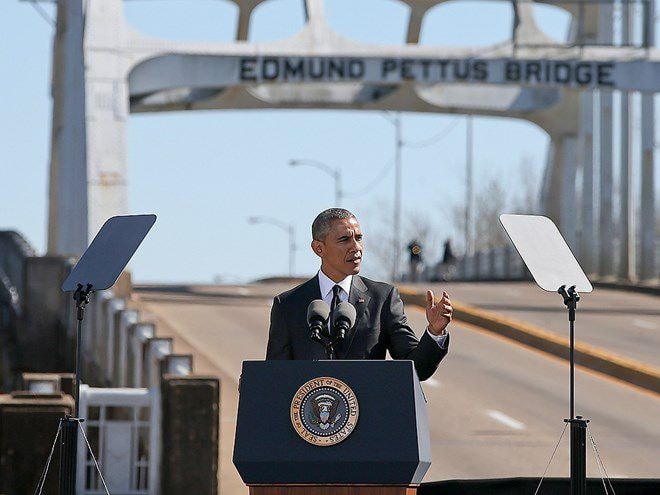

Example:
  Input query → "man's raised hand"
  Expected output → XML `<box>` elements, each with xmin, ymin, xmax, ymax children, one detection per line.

<box><xmin>426</xmin><ymin>289</ymin><xmax>452</xmax><ymax>336</ymax></box>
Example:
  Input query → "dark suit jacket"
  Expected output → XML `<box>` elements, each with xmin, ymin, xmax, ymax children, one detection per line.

<box><xmin>265</xmin><ymin>275</ymin><xmax>449</xmax><ymax>380</ymax></box>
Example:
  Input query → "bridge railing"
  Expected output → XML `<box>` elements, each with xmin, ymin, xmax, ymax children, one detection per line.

<box><xmin>0</xmin><ymin>230</ymin><xmax>36</xmax><ymax>305</ymax></box>
<box><xmin>0</xmin><ymin>232</ymin><xmax>218</xmax><ymax>494</ymax></box>
<box><xmin>426</xmin><ymin>244</ymin><xmax>531</xmax><ymax>282</ymax></box>
<box><xmin>0</xmin><ymin>231</ymin><xmax>37</xmax><ymax>390</ymax></box>
<box><xmin>426</xmin><ymin>238</ymin><xmax>659</xmax><ymax>283</ymax></box>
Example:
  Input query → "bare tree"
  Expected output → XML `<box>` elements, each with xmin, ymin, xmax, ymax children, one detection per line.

<box><xmin>403</xmin><ymin>210</ymin><xmax>441</xmax><ymax>259</ymax></box>
<box><xmin>449</xmin><ymin>203</ymin><xmax>467</xmax><ymax>255</ymax></box>
<box><xmin>358</xmin><ymin>199</ymin><xmax>397</xmax><ymax>281</ymax></box>
<box><xmin>511</xmin><ymin>154</ymin><xmax>540</xmax><ymax>214</ymax></box>
<box><xmin>358</xmin><ymin>200</ymin><xmax>446</xmax><ymax>280</ymax></box>
<box><xmin>474</xmin><ymin>177</ymin><xmax>509</xmax><ymax>250</ymax></box>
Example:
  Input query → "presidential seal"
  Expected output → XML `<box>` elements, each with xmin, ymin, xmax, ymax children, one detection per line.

<box><xmin>290</xmin><ymin>377</ymin><xmax>359</xmax><ymax>446</ymax></box>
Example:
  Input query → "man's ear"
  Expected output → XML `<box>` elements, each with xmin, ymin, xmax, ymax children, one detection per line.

<box><xmin>311</xmin><ymin>239</ymin><xmax>324</xmax><ymax>258</ymax></box>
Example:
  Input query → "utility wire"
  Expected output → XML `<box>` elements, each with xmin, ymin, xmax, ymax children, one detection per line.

<box><xmin>588</xmin><ymin>428</ymin><xmax>617</xmax><ymax>495</ymax></box>
<box><xmin>533</xmin><ymin>422</ymin><xmax>569</xmax><ymax>495</ymax></box>
<box><xmin>33</xmin><ymin>422</ymin><xmax>61</xmax><ymax>495</ymax></box>
<box><xmin>344</xmin><ymin>156</ymin><xmax>395</xmax><ymax>198</ymax></box>
<box><xmin>26</xmin><ymin>0</ymin><xmax>56</xmax><ymax>27</ymax></box>
<box><xmin>403</xmin><ymin>117</ymin><xmax>462</xmax><ymax>148</ymax></box>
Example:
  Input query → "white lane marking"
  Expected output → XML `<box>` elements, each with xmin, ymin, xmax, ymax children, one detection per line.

<box><xmin>424</xmin><ymin>378</ymin><xmax>441</xmax><ymax>388</ymax></box>
<box><xmin>486</xmin><ymin>409</ymin><xmax>526</xmax><ymax>430</ymax></box>
<box><xmin>633</xmin><ymin>318</ymin><xmax>657</xmax><ymax>330</ymax></box>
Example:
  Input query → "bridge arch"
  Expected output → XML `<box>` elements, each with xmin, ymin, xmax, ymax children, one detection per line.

<box><xmin>48</xmin><ymin>0</ymin><xmax>657</xmax><ymax>280</ymax></box>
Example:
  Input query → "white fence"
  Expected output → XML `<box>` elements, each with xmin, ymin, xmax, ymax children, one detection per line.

<box><xmin>76</xmin><ymin>386</ymin><xmax>154</xmax><ymax>495</ymax></box>
<box><xmin>73</xmin><ymin>290</ymin><xmax>194</xmax><ymax>495</ymax></box>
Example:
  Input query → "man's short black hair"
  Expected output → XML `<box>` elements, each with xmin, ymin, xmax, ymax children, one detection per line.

<box><xmin>312</xmin><ymin>208</ymin><xmax>356</xmax><ymax>241</ymax></box>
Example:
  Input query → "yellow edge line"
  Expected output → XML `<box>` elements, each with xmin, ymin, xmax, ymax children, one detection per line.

<box><xmin>399</xmin><ymin>286</ymin><xmax>660</xmax><ymax>394</ymax></box>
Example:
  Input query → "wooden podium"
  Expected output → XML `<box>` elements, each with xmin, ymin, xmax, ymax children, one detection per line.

<box><xmin>233</xmin><ymin>361</ymin><xmax>431</xmax><ymax>495</ymax></box>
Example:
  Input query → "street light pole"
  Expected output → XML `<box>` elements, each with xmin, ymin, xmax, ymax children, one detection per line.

<box><xmin>287</xmin><ymin>224</ymin><xmax>296</xmax><ymax>276</ymax></box>
<box><xmin>393</xmin><ymin>113</ymin><xmax>403</xmax><ymax>282</ymax></box>
<box><xmin>288</xmin><ymin>159</ymin><xmax>342</xmax><ymax>206</ymax></box>
<box><xmin>248</xmin><ymin>216</ymin><xmax>296</xmax><ymax>277</ymax></box>
<box><xmin>465</xmin><ymin>115</ymin><xmax>474</xmax><ymax>257</ymax></box>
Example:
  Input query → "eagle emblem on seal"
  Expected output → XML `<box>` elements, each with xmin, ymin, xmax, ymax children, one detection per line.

<box><xmin>310</xmin><ymin>394</ymin><xmax>342</xmax><ymax>430</ymax></box>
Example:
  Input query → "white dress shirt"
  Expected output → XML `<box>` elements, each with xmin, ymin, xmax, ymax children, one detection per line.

<box><xmin>317</xmin><ymin>270</ymin><xmax>449</xmax><ymax>349</ymax></box>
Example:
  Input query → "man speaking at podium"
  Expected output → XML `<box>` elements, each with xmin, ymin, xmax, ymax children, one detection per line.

<box><xmin>266</xmin><ymin>208</ymin><xmax>451</xmax><ymax>381</ymax></box>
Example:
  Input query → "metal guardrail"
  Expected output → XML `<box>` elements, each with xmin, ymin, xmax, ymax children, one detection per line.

<box><xmin>0</xmin><ymin>230</ymin><xmax>36</xmax><ymax>303</ymax></box>
<box><xmin>426</xmin><ymin>239</ymin><xmax>659</xmax><ymax>283</ymax></box>
<box><xmin>426</xmin><ymin>244</ymin><xmax>531</xmax><ymax>282</ymax></box>
<box><xmin>0</xmin><ymin>231</ymin><xmax>36</xmax><ymax>391</ymax></box>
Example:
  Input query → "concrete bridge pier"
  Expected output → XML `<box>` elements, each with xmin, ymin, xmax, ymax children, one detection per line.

<box><xmin>541</xmin><ymin>133</ymin><xmax>579</xmax><ymax>251</ymax></box>
<box><xmin>639</xmin><ymin>0</ymin><xmax>657</xmax><ymax>281</ymax></box>
<box><xmin>598</xmin><ymin>88</ymin><xmax>615</xmax><ymax>278</ymax></box>
<box><xmin>47</xmin><ymin>0</ymin><xmax>129</xmax><ymax>256</ymax></box>
<box><xmin>618</xmin><ymin>2</ymin><xmax>634</xmax><ymax>280</ymax></box>
<box><xmin>47</xmin><ymin>0</ymin><xmax>88</xmax><ymax>256</ymax></box>
<box><xmin>597</xmin><ymin>4</ymin><xmax>615</xmax><ymax>278</ymax></box>
<box><xmin>560</xmin><ymin>135</ymin><xmax>579</xmax><ymax>250</ymax></box>
<box><xmin>578</xmin><ymin>91</ymin><xmax>596</xmax><ymax>274</ymax></box>
<box><xmin>83</xmin><ymin>0</ymin><xmax>130</xmax><ymax>247</ymax></box>
<box><xmin>640</xmin><ymin>92</ymin><xmax>657</xmax><ymax>280</ymax></box>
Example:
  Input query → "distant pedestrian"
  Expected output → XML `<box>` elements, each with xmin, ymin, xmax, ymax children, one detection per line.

<box><xmin>442</xmin><ymin>239</ymin><xmax>456</xmax><ymax>265</ymax></box>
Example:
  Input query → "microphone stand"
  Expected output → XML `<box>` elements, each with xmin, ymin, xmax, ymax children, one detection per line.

<box><xmin>309</xmin><ymin>321</ymin><xmax>336</xmax><ymax>359</ymax></box>
<box><xmin>317</xmin><ymin>325</ymin><xmax>344</xmax><ymax>360</ymax></box>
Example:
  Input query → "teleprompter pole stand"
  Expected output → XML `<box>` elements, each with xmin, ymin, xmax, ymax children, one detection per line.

<box><xmin>58</xmin><ymin>283</ymin><xmax>94</xmax><ymax>495</ymax></box>
<box><xmin>499</xmin><ymin>215</ymin><xmax>597</xmax><ymax>495</ymax></box>
<box><xmin>54</xmin><ymin>214</ymin><xmax>156</xmax><ymax>494</ymax></box>
<box><xmin>559</xmin><ymin>284</ymin><xmax>588</xmax><ymax>495</ymax></box>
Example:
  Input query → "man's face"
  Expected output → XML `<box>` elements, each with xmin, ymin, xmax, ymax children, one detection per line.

<box><xmin>312</xmin><ymin>217</ymin><xmax>363</xmax><ymax>282</ymax></box>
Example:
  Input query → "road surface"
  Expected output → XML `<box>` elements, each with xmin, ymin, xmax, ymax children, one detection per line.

<box><xmin>134</xmin><ymin>283</ymin><xmax>660</xmax><ymax>494</ymax></box>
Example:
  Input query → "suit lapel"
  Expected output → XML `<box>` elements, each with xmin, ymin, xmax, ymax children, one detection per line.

<box><xmin>296</xmin><ymin>276</ymin><xmax>326</xmax><ymax>359</ymax></box>
<box><xmin>301</xmin><ymin>275</ymin><xmax>323</xmax><ymax>303</ymax></box>
<box><xmin>342</xmin><ymin>275</ymin><xmax>370</xmax><ymax>357</ymax></box>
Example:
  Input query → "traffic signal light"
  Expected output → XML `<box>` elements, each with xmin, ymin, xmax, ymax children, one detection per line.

<box><xmin>408</xmin><ymin>241</ymin><xmax>422</xmax><ymax>263</ymax></box>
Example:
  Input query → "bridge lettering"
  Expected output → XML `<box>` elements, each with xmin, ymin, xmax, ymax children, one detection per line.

<box><xmin>238</xmin><ymin>56</ymin><xmax>619</xmax><ymax>88</ymax></box>
<box><xmin>504</xmin><ymin>61</ymin><xmax>615</xmax><ymax>87</ymax></box>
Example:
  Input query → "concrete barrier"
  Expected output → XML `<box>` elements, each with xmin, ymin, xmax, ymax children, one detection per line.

<box><xmin>399</xmin><ymin>287</ymin><xmax>660</xmax><ymax>394</ymax></box>
<box><xmin>21</xmin><ymin>256</ymin><xmax>73</xmax><ymax>373</ymax></box>
<box><xmin>0</xmin><ymin>391</ymin><xmax>74</xmax><ymax>494</ymax></box>
<box><xmin>115</xmin><ymin>308</ymin><xmax>139</xmax><ymax>387</ymax></box>
<box><xmin>129</xmin><ymin>322</ymin><xmax>156</xmax><ymax>388</ymax></box>
<box><xmin>161</xmin><ymin>376</ymin><xmax>219</xmax><ymax>495</ymax></box>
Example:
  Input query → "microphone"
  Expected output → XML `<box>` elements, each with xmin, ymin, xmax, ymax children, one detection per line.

<box><xmin>307</xmin><ymin>299</ymin><xmax>330</xmax><ymax>343</ymax></box>
<box><xmin>331</xmin><ymin>301</ymin><xmax>356</xmax><ymax>341</ymax></box>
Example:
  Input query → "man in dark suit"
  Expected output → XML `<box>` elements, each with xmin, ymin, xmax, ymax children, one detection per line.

<box><xmin>266</xmin><ymin>208</ymin><xmax>452</xmax><ymax>381</ymax></box>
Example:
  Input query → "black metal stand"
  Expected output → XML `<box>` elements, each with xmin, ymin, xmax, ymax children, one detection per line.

<box><xmin>57</xmin><ymin>283</ymin><xmax>93</xmax><ymax>495</ymax></box>
<box><xmin>321</xmin><ymin>334</ymin><xmax>340</xmax><ymax>360</ymax></box>
<box><xmin>321</xmin><ymin>326</ymin><xmax>346</xmax><ymax>360</ymax></box>
<box><xmin>312</xmin><ymin>320</ymin><xmax>344</xmax><ymax>360</ymax></box>
<box><xmin>558</xmin><ymin>284</ymin><xmax>588</xmax><ymax>495</ymax></box>
<box><xmin>565</xmin><ymin>416</ymin><xmax>589</xmax><ymax>495</ymax></box>
<box><xmin>58</xmin><ymin>417</ymin><xmax>79</xmax><ymax>495</ymax></box>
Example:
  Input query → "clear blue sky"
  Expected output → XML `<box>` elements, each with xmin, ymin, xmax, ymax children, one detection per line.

<box><xmin>2</xmin><ymin>0</ymin><xmax>577</xmax><ymax>282</ymax></box>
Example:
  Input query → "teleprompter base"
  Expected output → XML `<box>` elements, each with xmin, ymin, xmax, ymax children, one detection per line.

<box><xmin>249</xmin><ymin>486</ymin><xmax>417</xmax><ymax>495</ymax></box>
